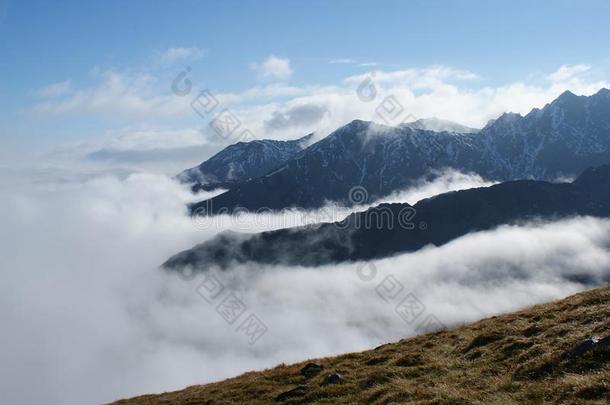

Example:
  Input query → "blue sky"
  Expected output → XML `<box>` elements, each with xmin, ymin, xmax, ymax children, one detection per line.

<box><xmin>1</xmin><ymin>0</ymin><xmax>610</xmax><ymax>171</ymax></box>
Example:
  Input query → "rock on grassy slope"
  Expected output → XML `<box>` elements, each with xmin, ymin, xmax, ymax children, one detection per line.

<box><xmin>112</xmin><ymin>285</ymin><xmax>610</xmax><ymax>404</ymax></box>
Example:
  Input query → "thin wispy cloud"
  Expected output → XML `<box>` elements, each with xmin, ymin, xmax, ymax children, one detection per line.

<box><xmin>329</xmin><ymin>58</ymin><xmax>357</xmax><ymax>64</ymax></box>
<box><xmin>250</xmin><ymin>55</ymin><xmax>293</xmax><ymax>81</ymax></box>
<box><xmin>546</xmin><ymin>64</ymin><xmax>591</xmax><ymax>82</ymax></box>
<box><xmin>36</xmin><ymin>80</ymin><xmax>72</xmax><ymax>98</ymax></box>
<box><xmin>158</xmin><ymin>47</ymin><xmax>204</xmax><ymax>64</ymax></box>
<box><xmin>343</xmin><ymin>66</ymin><xmax>480</xmax><ymax>85</ymax></box>
<box><xmin>328</xmin><ymin>59</ymin><xmax>379</xmax><ymax>67</ymax></box>
<box><xmin>34</xmin><ymin>69</ymin><xmax>191</xmax><ymax>120</ymax></box>
<box><xmin>98</xmin><ymin>127</ymin><xmax>209</xmax><ymax>151</ymax></box>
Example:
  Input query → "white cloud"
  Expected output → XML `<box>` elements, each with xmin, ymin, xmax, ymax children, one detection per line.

<box><xmin>216</xmin><ymin>83</ymin><xmax>318</xmax><ymax>104</ymax></box>
<box><xmin>101</xmin><ymin>127</ymin><xmax>208</xmax><ymax>151</ymax></box>
<box><xmin>30</xmin><ymin>63</ymin><xmax>610</xmax><ymax>161</ymax></box>
<box><xmin>546</xmin><ymin>64</ymin><xmax>591</xmax><ymax>82</ymax></box>
<box><xmin>344</xmin><ymin>66</ymin><xmax>479</xmax><ymax>86</ymax></box>
<box><xmin>41</xmin><ymin>125</ymin><xmax>222</xmax><ymax>175</ymax></box>
<box><xmin>329</xmin><ymin>58</ymin><xmax>356</xmax><ymax>64</ymax></box>
<box><xmin>380</xmin><ymin>170</ymin><xmax>496</xmax><ymax>205</ymax></box>
<box><xmin>34</xmin><ymin>69</ymin><xmax>191</xmax><ymax>120</ymax></box>
<box><xmin>0</xmin><ymin>169</ymin><xmax>608</xmax><ymax>405</ymax></box>
<box><xmin>159</xmin><ymin>47</ymin><xmax>204</xmax><ymax>64</ymax></box>
<box><xmin>36</xmin><ymin>80</ymin><xmax>72</xmax><ymax>98</ymax></box>
<box><xmin>238</xmin><ymin>64</ymin><xmax>609</xmax><ymax>139</ymax></box>
<box><xmin>264</xmin><ymin>103</ymin><xmax>328</xmax><ymax>131</ymax></box>
<box><xmin>250</xmin><ymin>55</ymin><xmax>293</xmax><ymax>81</ymax></box>
<box><xmin>328</xmin><ymin>59</ymin><xmax>378</xmax><ymax>67</ymax></box>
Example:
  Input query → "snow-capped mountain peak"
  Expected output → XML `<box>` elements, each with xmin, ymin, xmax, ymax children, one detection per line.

<box><xmin>189</xmin><ymin>88</ymin><xmax>610</xmax><ymax>213</ymax></box>
<box><xmin>177</xmin><ymin>133</ymin><xmax>313</xmax><ymax>190</ymax></box>
<box><xmin>402</xmin><ymin>117</ymin><xmax>480</xmax><ymax>133</ymax></box>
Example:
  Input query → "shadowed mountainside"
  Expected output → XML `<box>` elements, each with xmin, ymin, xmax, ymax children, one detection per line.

<box><xmin>165</xmin><ymin>165</ymin><xmax>610</xmax><ymax>271</ymax></box>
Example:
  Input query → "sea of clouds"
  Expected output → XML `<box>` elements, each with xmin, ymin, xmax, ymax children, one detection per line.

<box><xmin>0</xmin><ymin>170</ymin><xmax>608</xmax><ymax>405</ymax></box>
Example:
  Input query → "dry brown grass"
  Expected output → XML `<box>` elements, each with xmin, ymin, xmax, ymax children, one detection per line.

<box><xmin>111</xmin><ymin>285</ymin><xmax>610</xmax><ymax>404</ymax></box>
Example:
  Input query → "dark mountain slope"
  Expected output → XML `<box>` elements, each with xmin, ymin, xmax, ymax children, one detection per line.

<box><xmin>165</xmin><ymin>165</ymin><xmax>610</xmax><ymax>271</ymax></box>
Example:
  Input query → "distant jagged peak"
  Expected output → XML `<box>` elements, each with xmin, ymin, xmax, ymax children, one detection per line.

<box><xmin>545</xmin><ymin>89</ymin><xmax>586</xmax><ymax>111</ymax></box>
<box><xmin>327</xmin><ymin>117</ymin><xmax>479</xmax><ymax>143</ymax></box>
<box><xmin>482</xmin><ymin>112</ymin><xmax>522</xmax><ymax>130</ymax></box>
<box><xmin>483</xmin><ymin>88</ymin><xmax>610</xmax><ymax>130</ymax></box>
<box><xmin>557</xmin><ymin>89</ymin><xmax>578</xmax><ymax>100</ymax></box>
<box><xmin>176</xmin><ymin>131</ymin><xmax>314</xmax><ymax>187</ymax></box>
<box><xmin>231</xmin><ymin>132</ymin><xmax>314</xmax><ymax>148</ymax></box>
<box><xmin>553</xmin><ymin>88</ymin><xmax>610</xmax><ymax>102</ymax></box>
<box><xmin>321</xmin><ymin>119</ymin><xmax>374</xmax><ymax>140</ymax></box>
<box><xmin>295</xmin><ymin>132</ymin><xmax>315</xmax><ymax>146</ymax></box>
<box><xmin>343</xmin><ymin>118</ymin><xmax>373</xmax><ymax>132</ymax></box>
<box><xmin>595</xmin><ymin>87</ymin><xmax>610</xmax><ymax>97</ymax></box>
<box><xmin>497</xmin><ymin>111</ymin><xmax>523</xmax><ymax>121</ymax></box>
<box><xmin>545</xmin><ymin>88</ymin><xmax>610</xmax><ymax>111</ymax></box>
<box><xmin>401</xmin><ymin>117</ymin><xmax>480</xmax><ymax>133</ymax></box>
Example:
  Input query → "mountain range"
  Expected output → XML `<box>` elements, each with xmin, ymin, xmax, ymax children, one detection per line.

<box><xmin>178</xmin><ymin>119</ymin><xmax>476</xmax><ymax>192</ymax></box>
<box><xmin>188</xmin><ymin>88</ymin><xmax>610</xmax><ymax>215</ymax></box>
<box><xmin>177</xmin><ymin>133</ymin><xmax>313</xmax><ymax>192</ymax></box>
<box><xmin>401</xmin><ymin>117</ymin><xmax>479</xmax><ymax>133</ymax></box>
<box><xmin>165</xmin><ymin>165</ymin><xmax>610</xmax><ymax>271</ymax></box>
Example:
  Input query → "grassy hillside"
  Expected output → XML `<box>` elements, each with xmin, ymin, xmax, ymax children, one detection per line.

<box><xmin>113</xmin><ymin>285</ymin><xmax>609</xmax><ymax>404</ymax></box>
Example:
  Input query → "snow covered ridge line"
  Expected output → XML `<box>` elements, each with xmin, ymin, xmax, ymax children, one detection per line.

<box><xmin>176</xmin><ymin>133</ymin><xmax>314</xmax><ymax>189</ymax></box>
<box><xmin>191</xmin><ymin>88</ymin><xmax>610</xmax><ymax>214</ymax></box>
<box><xmin>189</xmin><ymin>185</ymin><xmax>423</xmax><ymax>233</ymax></box>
